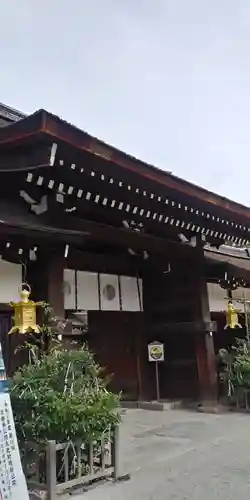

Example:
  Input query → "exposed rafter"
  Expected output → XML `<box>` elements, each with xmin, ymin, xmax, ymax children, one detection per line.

<box><xmin>23</xmin><ymin>166</ymin><xmax>250</xmax><ymax>247</ymax></box>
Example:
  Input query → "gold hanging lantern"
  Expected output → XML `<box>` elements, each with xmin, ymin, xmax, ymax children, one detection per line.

<box><xmin>8</xmin><ymin>283</ymin><xmax>43</xmax><ymax>335</ymax></box>
<box><xmin>224</xmin><ymin>300</ymin><xmax>242</xmax><ymax>329</ymax></box>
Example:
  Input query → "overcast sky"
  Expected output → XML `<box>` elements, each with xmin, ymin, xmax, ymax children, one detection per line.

<box><xmin>0</xmin><ymin>0</ymin><xmax>250</xmax><ymax>205</ymax></box>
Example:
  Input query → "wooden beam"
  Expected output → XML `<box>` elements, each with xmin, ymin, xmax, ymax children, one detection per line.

<box><xmin>0</xmin><ymin>220</ymin><xmax>88</xmax><ymax>244</ymax></box>
<box><xmin>50</xmin><ymin>213</ymin><xmax>192</xmax><ymax>256</ymax></box>
<box><xmin>0</xmin><ymin>143</ymin><xmax>53</xmax><ymax>172</ymax></box>
<box><xmin>152</xmin><ymin>320</ymin><xmax>217</xmax><ymax>334</ymax></box>
<box><xmin>67</xmin><ymin>249</ymin><xmax>145</xmax><ymax>276</ymax></box>
<box><xmin>25</xmin><ymin>155</ymin><xmax>248</xmax><ymax>241</ymax></box>
<box><xmin>57</xmin><ymin>169</ymin><xmax>235</xmax><ymax>239</ymax></box>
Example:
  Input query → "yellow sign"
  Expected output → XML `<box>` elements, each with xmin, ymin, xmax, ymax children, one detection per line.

<box><xmin>148</xmin><ymin>341</ymin><xmax>164</xmax><ymax>362</ymax></box>
<box><xmin>8</xmin><ymin>284</ymin><xmax>43</xmax><ymax>335</ymax></box>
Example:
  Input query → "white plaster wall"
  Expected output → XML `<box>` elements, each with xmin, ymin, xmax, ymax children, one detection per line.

<box><xmin>100</xmin><ymin>273</ymin><xmax>120</xmax><ymax>311</ymax></box>
<box><xmin>0</xmin><ymin>259</ymin><xmax>22</xmax><ymax>303</ymax></box>
<box><xmin>120</xmin><ymin>275</ymin><xmax>141</xmax><ymax>311</ymax></box>
<box><xmin>232</xmin><ymin>287</ymin><xmax>250</xmax><ymax>312</ymax></box>
<box><xmin>63</xmin><ymin>269</ymin><xmax>76</xmax><ymax>310</ymax></box>
<box><xmin>64</xmin><ymin>269</ymin><xmax>144</xmax><ymax>312</ymax></box>
<box><xmin>207</xmin><ymin>282</ymin><xmax>227</xmax><ymax>312</ymax></box>
<box><xmin>77</xmin><ymin>271</ymin><xmax>99</xmax><ymax>310</ymax></box>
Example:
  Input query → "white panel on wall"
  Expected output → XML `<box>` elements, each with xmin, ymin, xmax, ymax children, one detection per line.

<box><xmin>77</xmin><ymin>271</ymin><xmax>99</xmax><ymax>310</ymax></box>
<box><xmin>232</xmin><ymin>287</ymin><xmax>250</xmax><ymax>312</ymax></box>
<box><xmin>120</xmin><ymin>276</ymin><xmax>140</xmax><ymax>311</ymax></box>
<box><xmin>100</xmin><ymin>274</ymin><xmax>120</xmax><ymax>311</ymax></box>
<box><xmin>207</xmin><ymin>282</ymin><xmax>227</xmax><ymax>312</ymax></box>
<box><xmin>64</xmin><ymin>269</ymin><xmax>76</xmax><ymax>310</ymax></box>
<box><xmin>0</xmin><ymin>260</ymin><xmax>22</xmax><ymax>303</ymax></box>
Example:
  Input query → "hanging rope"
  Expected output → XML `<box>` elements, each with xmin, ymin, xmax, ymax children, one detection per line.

<box><xmin>20</xmin><ymin>260</ymin><xmax>27</xmax><ymax>284</ymax></box>
<box><xmin>57</xmin><ymin>440</ymin><xmax>77</xmax><ymax>479</ymax></box>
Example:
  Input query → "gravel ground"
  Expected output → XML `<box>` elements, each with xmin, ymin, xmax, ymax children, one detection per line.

<box><xmin>72</xmin><ymin>408</ymin><xmax>250</xmax><ymax>500</ymax></box>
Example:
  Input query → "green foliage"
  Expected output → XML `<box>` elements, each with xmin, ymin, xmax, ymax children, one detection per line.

<box><xmin>10</xmin><ymin>346</ymin><xmax>120</xmax><ymax>444</ymax></box>
<box><xmin>220</xmin><ymin>338</ymin><xmax>250</xmax><ymax>396</ymax></box>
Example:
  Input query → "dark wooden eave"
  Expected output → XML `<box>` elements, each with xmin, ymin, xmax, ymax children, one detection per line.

<box><xmin>0</xmin><ymin>108</ymin><xmax>250</xmax><ymax>223</ymax></box>
<box><xmin>205</xmin><ymin>245</ymin><xmax>250</xmax><ymax>275</ymax></box>
<box><xmin>0</xmin><ymin>200</ymin><xmax>88</xmax><ymax>243</ymax></box>
<box><xmin>0</xmin><ymin>198</ymin><xmax>192</xmax><ymax>256</ymax></box>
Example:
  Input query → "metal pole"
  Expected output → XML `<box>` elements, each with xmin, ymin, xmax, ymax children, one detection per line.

<box><xmin>240</xmin><ymin>290</ymin><xmax>249</xmax><ymax>341</ymax></box>
<box><xmin>155</xmin><ymin>361</ymin><xmax>160</xmax><ymax>401</ymax></box>
<box><xmin>244</xmin><ymin>303</ymin><xmax>250</xmax><ymax>341</ymax></box>
<box><xmin>243</xmin><ymin>300</ymin><xmax>249</xmax><ymax>340</ymax></box>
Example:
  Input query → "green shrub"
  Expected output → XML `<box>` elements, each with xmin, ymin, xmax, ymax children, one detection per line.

<box><xmin>220</xmin><ymin>338</ymin><xmax>250</xmax><ymax>396</ymax></box>
<box><xmin>10</xmin><ymin>345</ymin><xmax>120</xmax><ymax>444</ymax></box>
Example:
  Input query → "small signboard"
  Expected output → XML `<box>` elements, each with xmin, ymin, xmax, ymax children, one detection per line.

<box><xmin>148</xmin><ymin>341</ymin><xmax>164</xmax><ymax>362</ymax></box>
<box><xmin>0</xmin><ymin>344</ymin><xmax>29</xmax><ymax>500</ymax></box>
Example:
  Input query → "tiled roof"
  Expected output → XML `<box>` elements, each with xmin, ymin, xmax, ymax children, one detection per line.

<box><xmin>205</xmin><ymin>243</ymin><xmax>250</xmax><ymax>259</ymax></box>
<box><xmin>0</xmin><ymin>102</ymin><xmax>26</xmax><ymax>123</ymax></box>
<box><xmin>1</xmin><ymin>104</ymin><xmax>250</xmax><ymax>237</ymax></box>
<box><xmin>205</xmin><ymin>244</ymin><xmax>250</xmax><ymax>273</ymax></box>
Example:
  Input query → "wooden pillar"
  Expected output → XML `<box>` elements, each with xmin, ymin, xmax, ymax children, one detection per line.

<box><xmin>5</xmin><ymin>248</ymin><xmax>65</xmax><ymax>372</ymax></box>
<box><xmin>194</xmin><ymin>245</ymin><xmax>218</xmax><ymax>403</ymax></box>
<box><xmin>195</xmin><ymin>332</ymin><xmax>217</xmax><ymax>402</ymax></box>
<box><xmin>135</xmin><ymin>315</ymin><xmax>145</xmax><ymax>400</ymax></box>
<box><xmin>27</xmin><ymin>248</ymin><xmax>64</xmax><ymax>319</ymax></box>
<box><xmin>46</xmin><ymin>254</ymin><xmax>64</xmax><ymax>318</ymax></box>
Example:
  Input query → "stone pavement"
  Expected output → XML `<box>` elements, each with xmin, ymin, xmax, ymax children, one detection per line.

<box><xmin>74</xmin><ymin>408</ymin><xmax>250</xmax><ymax>500</ymax></box>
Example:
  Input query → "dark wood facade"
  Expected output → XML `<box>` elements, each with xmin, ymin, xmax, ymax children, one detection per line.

<box><xmin>1</xmin><ymin>104</ymin><xmax>250</xmax><ymax>403</ymax></box>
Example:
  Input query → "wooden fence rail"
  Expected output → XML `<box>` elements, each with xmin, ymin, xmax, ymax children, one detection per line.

<box><xmin>21</xmin><ymin>425</ymin><xmax>120</xmax><ymax>499</ymax></box>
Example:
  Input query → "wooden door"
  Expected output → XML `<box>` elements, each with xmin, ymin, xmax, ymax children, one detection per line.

<box><xmin>88</xmin><ymin>311</ymin><xmax>143</xmax><ymax>400</ymax></box>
